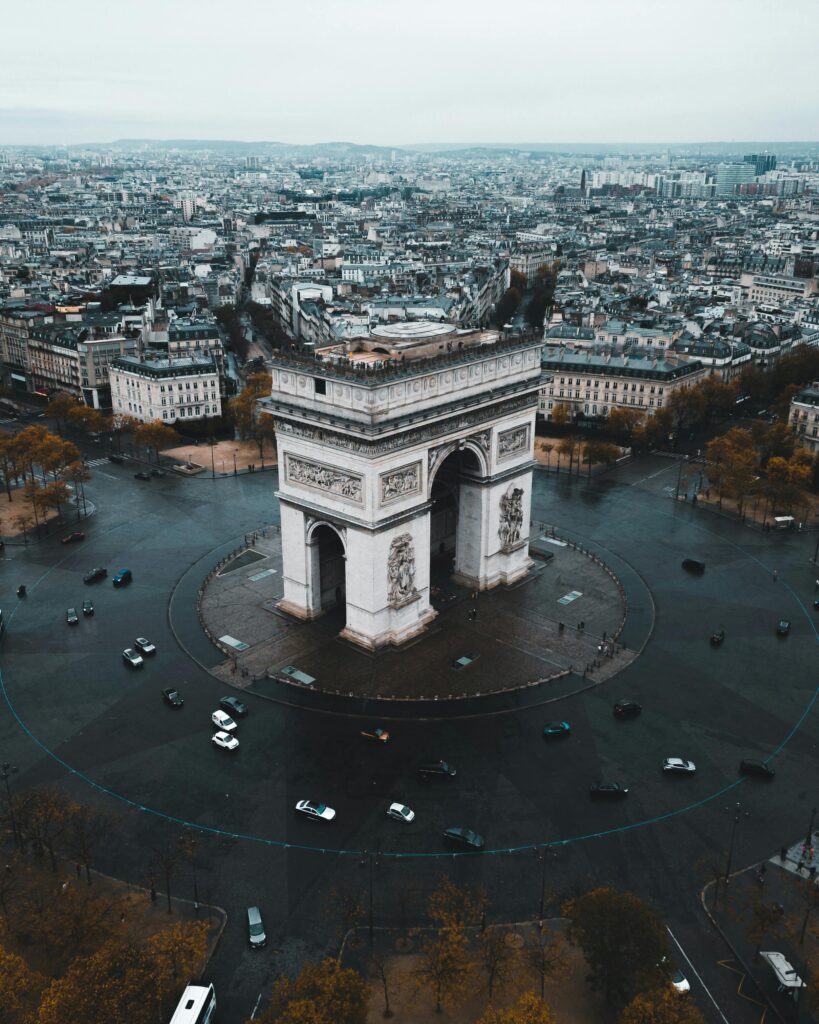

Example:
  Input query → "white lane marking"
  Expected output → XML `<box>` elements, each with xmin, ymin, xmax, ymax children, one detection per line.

<box><xmin>631</xmin><ymin>463</ymin><xmax>679</xmax><ymax>486</ymax></box>
<box><xmin>666</xmin><ymin>925</ymin><xmax>731</xmax><ymax>1024</ymax></box>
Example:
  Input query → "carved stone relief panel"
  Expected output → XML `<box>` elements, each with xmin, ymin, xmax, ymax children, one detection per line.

<box><xmin>498</xmin><ymin>485</ymin><xmax>525</xmax><ymax>550</ymax></box>
<box><xmin>497</xmin><ymin>424</ymin><xmax>530</xmax><ymax>461</ymax></box>
<box><xmin>285</xmin><ymin>454</ymin><xmax>363</xmax><ymax>504</ymax></box>
<box><xmin>388</xmin><ymin>533</ymin><xmax>418</xmax><ymax>607</ymax></box>
<box><xmin>380</xmin><ymin>462</ymin><xmax>422</xmax><ymax>505</ymax></box>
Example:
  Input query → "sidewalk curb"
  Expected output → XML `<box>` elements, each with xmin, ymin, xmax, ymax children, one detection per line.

<box><xmin>699</xmin><ymin>874</ymin><xmax>789</xmax><ymax>1024</ymax></box>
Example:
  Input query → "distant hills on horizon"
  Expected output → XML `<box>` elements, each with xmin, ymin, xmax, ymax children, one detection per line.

<box><xmin>2</xmin><ymin>138</ymin><xmax>817</xmax><ymax>157</ymax></box>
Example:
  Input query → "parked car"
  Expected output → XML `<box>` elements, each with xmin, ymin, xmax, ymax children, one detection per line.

<box><xmin>112</xmin><ymin>569</ymin><xmax>132</xmax><ymax>587</ymax></box>
<box><xmin>211</xmin><ymin>710</ymin><xmax>237</xmax><ymax>732</ymax></box>
<box><xmin>134</xmin><ymin>471</ymin><xmax>150</xmax><ymax>481</ymax></box>
<box><xmin>294</xmin><ymin>799</ymin><xmax>335</xmax><ymax>822</ymax></box>
<box><xmin>387</xmin><ymin>803</ymin><xmax>415</xmax><ymax>823</ymax></box>
<box><xmin>61</xmin><ymin>531</ymin><xmax>85</xmax><ymax>545</ymax></box>
<box><xmin>162</xmin><ymin>688</ymin><xmax>184</xmax><ymax>708</ymax></box>
<box><xmin>443</xmin><ymin>827</ymin><xmax>485</xmax><ymax>851</ymax></box>
<box><xmin>82</xmin><ymin>598</ymin><xmax>94</xmax><ymax>616</ymax></box>
<box><xmin>122</xmin><ymin>648</ymin><xmax>143</xmax><ymax>668</ymax></box>
<box><xmin>542</xmin><ymin>721</ymin><xmax>571</xmax><ymax>738</ymax></box>
<box><xmin>613</xmin><ymin>700</ymin><xmax>642</xmax><ymax>719</ymax></box>
<box><xmin>212</xmin><ymin>730</ymin><xmax>239</xmax><ymax>751</ymax></box>
<box><xmin>590</xmin><ymin>781</ymin><xmax>629</xmax><ymax>799</ymax></box>
<box><xmin>417</xmin><ymin>761</ymin><xmax>457</xmax><ymax>780</ymax></box>
<box><xmin>134</xmin><ymin>637</ymin><xmax>155</xmax><ymax>655</ymax></box>
<box><xmin>220</xmin><ymin>695</ymin><xmax>248</xmax><ymax>717</ymax></box>
<box><xmin>360</xmin><ymin>726</ymin><xmax>390</xmax><ymax>743</ymax></box>
<box><xmin>663</xmin><ymin>758</ymin><xmax>696</xmax><ymax>774</ymax></box>
<box><xmin>740</xmin><ymin>758</ymin><xmax>775</xmax><ymax>779</ymax></box>
<box><xmin>247</xmin><ymin>906</ymin><xmax>266</xmax><ymax>948</ymax></box>
<box><xmin>83</xmin><ymin>567</ymin><xmax>107</xmax><ymax>584</ymax></box>
<box><xmin>776</xmin><ymin>619</ymin><xmax>791</xmax><ymax>636</ymax></box>
<box><xmin>66</xmin><ymin>607</ymin><xmax>79</xmax><ymax>625</ymax></box>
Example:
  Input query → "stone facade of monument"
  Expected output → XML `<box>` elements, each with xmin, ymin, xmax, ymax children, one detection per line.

<box><xmin>264</xmin><ymin>331</ymin><xmax>543</xmax><ymax>650</ymax></box>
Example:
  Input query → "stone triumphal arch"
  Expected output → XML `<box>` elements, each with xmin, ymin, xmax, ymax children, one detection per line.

<box><xmin>264</xmin><ymin>322</ymin><xmax>544</xmax><ymax>650</ymax></box>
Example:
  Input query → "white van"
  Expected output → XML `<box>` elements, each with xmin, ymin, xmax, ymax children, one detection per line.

<box><xmin>773</xmin><ymin>516</ymin><xmax>795</xmax><ymax>531</ymax></box>
<box><xmin>247</xmin><ymin>906</ymin><xmax>266</xmax><ymax>948</ymax></box>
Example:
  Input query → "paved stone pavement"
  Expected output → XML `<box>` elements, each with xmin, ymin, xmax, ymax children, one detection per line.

<box><xmin>199</xmin><ymin>529</ymin><xmax>638</xmax><ymax>701</ymax></box>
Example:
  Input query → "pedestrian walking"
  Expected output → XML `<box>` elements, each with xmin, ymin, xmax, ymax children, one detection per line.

<box><xmin>472</xmin><ymin>606</ymin><xmax>478</xmax><ymax>621</ymax></box>
<box><xmin>773</xmin><ymin>569</ymin><xmax>778</xmax><ymax>582</ymax></box>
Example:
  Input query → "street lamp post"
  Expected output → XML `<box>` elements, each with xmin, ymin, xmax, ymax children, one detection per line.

<box><xmin>233</xmin><ymin>451</ymin><xmax>238</xmax><ymax>477</ymax></box>
<box><xmin>210</xmin><ymin>440</ymin><xmax>215</xmax><ymax>480</ymax></box>
<box><xmin>724</xmin><ymin>801</ymin><xmax>749</xmax><ymax>888</ymax></box>
<box><xmin>179</xmin><ymin>832</ymin><xmax>200</xmax><ymax>910</ymax></box>
<box><xmin>1</xmin><ymin>763</ymin><xmax>20</xmax><ymax>847</ymax></box>
<box><xmin>806</xmin><ymin>806</ymin><xmax>817</xmax><ymax>854</ymax></box>
<box><xmin>364</xmin><ymin>848</ymin><xmax>380</xmax><ymax>946</ymax></box>
<box><xmin>675</xmin><ymin>455</ymin><xmax>688</xmax><ymax>500</ymax></box>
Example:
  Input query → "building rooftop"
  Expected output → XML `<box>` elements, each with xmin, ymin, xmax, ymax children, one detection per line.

<box><xmin>111</xmin><ymin>354</ymin><xmax>217</xmax><ymax>378</ymax></box>
<box><xmin>542</xmin><ymin>349</ymin><xmax>702</xmax><ymax>380</ymax></box>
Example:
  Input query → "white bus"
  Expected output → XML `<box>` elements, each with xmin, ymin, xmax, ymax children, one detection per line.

<box><xmin>169</xmin><ymin>983</ymin><xmax>216</xmax><ymax>1024</ymax></box>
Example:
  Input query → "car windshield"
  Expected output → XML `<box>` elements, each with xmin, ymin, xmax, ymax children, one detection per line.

<box><xmin>316</xmin><ymin>804</ymin><xmax>326</xmax><ymax>814</ymax></box>
<box><xmin>250</xmin><ymin>922</ymin><xmax>264</xmax><ymax>935</ymax></box>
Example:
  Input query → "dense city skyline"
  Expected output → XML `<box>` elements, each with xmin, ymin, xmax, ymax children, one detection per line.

<box><xmin>3</xmin><ymin>0</ymin><xmax>818</xmax><ymax>146</ymax></box>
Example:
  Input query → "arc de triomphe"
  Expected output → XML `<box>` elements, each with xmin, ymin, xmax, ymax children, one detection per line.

<box><xmin>263</xmin><ymin>323</ymin><xmax>544</xmax><ymax>651</ymax></box>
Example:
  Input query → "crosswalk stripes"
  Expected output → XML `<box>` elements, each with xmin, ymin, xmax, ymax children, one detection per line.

<box><xmin>86</xmin><ymin>457</ymin><xmax>112</xmax><ymax>467</ymax></box>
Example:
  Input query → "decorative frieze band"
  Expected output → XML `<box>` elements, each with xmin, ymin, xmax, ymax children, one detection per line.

<box><xmin>273</xmin><ymin>390</ymin><xmax>536</xmax><ymax>458</ymax></box>
<box><xmin>285</xmin><ymin>454</ymin><xmax>363</xmax><ymax>504</ymax></box>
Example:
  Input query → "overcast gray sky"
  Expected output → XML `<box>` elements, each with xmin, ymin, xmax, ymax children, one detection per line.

<box><xmin>2</xmin><ymin>0</ymin><xmax>817</xmax><ymax>146</ymax></box>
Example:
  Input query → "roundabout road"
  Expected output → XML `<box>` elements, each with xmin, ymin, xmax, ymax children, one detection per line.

<box><xmin>2</xmin><ymin>456</ymin><xmax>818</xmax><ymax>1022</ymax></box>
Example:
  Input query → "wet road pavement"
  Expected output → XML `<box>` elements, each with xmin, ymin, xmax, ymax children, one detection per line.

<box><xmin>1</xmin><ymin>452</ymin><xmax>818</xmax><ymax>1023</ymax></box>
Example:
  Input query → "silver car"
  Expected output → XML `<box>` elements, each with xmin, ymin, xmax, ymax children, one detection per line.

<box><xmin>295</xmin><ymin>799</ymin><xmax>336</xmax><ymax>823</ymax></box>
<box><xmin>247</xmin><ymin>905</ymin><xmax>266</xmax><ymax>948</ymax></box>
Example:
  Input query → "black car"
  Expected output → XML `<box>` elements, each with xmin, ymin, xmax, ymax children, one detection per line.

<box><xmin>613</xmin><ymin>700</ymin><xmax>642</xmax><ymax>719</ymax></box>
<box><xmin>112</xmin><ymin>569</ymin><xmax>132</xmax><ymax>587</ymax></box>
<box><xmin>134</xmin><ymin>471</ymin><xmax>150</xmax><ymax>481</ymax></box>
<box><xmin>590</xmin><ymin>781</ymin><xmax>629</xmax><ymax>799</ymax></box>
<box><xmin>66</xmin><ymin>607</ymin><xmax>79</xmax><ymax>625</ymax></box>
<box><xmin>108</xmin><ymin>452</ymin><xmax>125</xmax><ymax>463</ymax></box>
<box><xmin>220</xmin><ymin>695</ymin><xmax>248</xmax><ymax>717</ymax></box>
<box><xmin>776</xmin><ymin>619</ymin><xmax>791</xmax><ymax>637</ymax></box>
<box><xmin>82</xmin><ymin>598</ymin><xmax>94</xmax><ymax>616</ymax></box>
<box><xmin>150</xmin><ymin>468</ymin><xmax>164</xmax><ymax>477</ymax></box>
<box><xmin>61</xmin><ymin>531</ymin><xmax>85</xmax><ymax>544</ymax></box>
<box><xmin>83</xmin><ymin>567</ymin><xmax>107</xmax><ymax>584</ymax></box>
<box><xmin>443</xmin><ymin>827</ymin><xmax>484</xmax><ymax>850</ymax></box>
<box><xmin>417</xmin><ymin>761</ymin><xmax>457</xmax><ymax>780</ymax></box>
<box><xmin>162</xmin><ymin>688</ymin><xmax>184</xmax><ymax>708</ymax></box>
<box><xmin>682</xmin><ymin>558</ymin><xmax>706</xmax><ymax>574</ymax></box>
<box><xmin>740</xmin><ymin>759</ymin><xmax>775</xmax><ymax>779</ymax></box>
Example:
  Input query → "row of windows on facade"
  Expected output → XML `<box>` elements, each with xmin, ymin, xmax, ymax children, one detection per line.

<box><xmin>120</xmin><ymin>380</ymin><xmax>215</xmax><ymax>392</ymax></box>
<box><xmin>555</xmin><ymin>378</ymin><xmax>666</xmax><ymax>394</ymax></box>
<box><xmin>540</xmin><ymin>399</ymin><xmax>663</xmax><ymax>415</ymax></box>
<box><xmin>125</xmin><ymin>402</ymin><xmax>216</xmax><ymax>419</ymax></box>
<box><xmin>542</xmin><ymin>398</ymin><xmax>662</xmax><ymax>411</ymax></box>
<box><xmin>117</xmin><ymin>391</ymin><xmax>217</xmax><ymax>406</ymax></box>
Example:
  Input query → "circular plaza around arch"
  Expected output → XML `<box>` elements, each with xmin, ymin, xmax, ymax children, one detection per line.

<box><xmin>196</xmin><ymin>523</ymin><xmax>643</xmax><ymax>705</ymax></box>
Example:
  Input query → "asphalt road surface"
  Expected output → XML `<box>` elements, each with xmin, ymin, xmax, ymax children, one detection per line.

<box><xmin>1</xmin><ymin>452</ymin><xmax>818</xmax><ymax>1024</ymax></box>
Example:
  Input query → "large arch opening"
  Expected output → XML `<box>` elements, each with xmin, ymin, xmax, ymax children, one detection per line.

<box><xmin>429</xmin><ymin>447</ymin><xmax>482</xmax><ymax>591</ymax></box>
<box><xmin>309</xmin><ymin>524</ymin><xmax>347</xmax><ymax>623</ymax></box>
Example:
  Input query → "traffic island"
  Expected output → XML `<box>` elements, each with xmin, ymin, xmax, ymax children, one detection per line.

<box><xmin>197</xmin><ymin>526</ymin><xmax>647</xmax><ymax>706</ymax></box>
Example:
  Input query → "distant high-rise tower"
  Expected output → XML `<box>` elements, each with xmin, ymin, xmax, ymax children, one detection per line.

<box><xmin>580</xmin><ymin>169</ymin><xmax>587</xmax><ymax>195</ymax></box>
<box><xmin>744</xmin><ymin>153</ymin><xmax>777</xmax><ymax>175</ymax></box>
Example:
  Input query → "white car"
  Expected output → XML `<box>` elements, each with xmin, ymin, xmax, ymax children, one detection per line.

<box><xmin>387</xmin><ymin>802</ymin><xmax>415</xmax><ymax>823</ymax></box>
<box><xmin>212</xmin><ymin>709</ymin><xmax>237</xmax><ymax>732</ymax></box>
<box><xmin>295</xmin><ymin>799</ymin><xmax>336</xmax><ymax>823</ymax></box>
<box><xmin>212</xmin><ymin>730</ymin><xmax>239</xmax><ymax>751</ymax></box>
<box><xmin>663</xmin><ymin>758</ymin><xmax>696</xmax><ymax>774</ymax></box>
<box><xmin>134</xmin><ymin>637</ymin><xmax>156</xmax><ymax>655</ymax></box>
<box><xmin>122</xmin><ymin>648</ymin><xmax>144</xmax><ymax>668</ymax></box>
<box><xmin>670</xmin><ymin>967</ymin><xmax>690</xmax><ymax>994</ymax></box>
